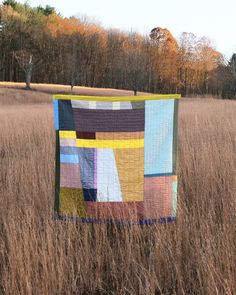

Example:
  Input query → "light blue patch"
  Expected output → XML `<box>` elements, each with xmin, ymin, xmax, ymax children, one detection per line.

<box><xmin>97</xmin><ymin>148</ymin><xmax>122</xmax><ymax>202</ymax></box>
<box><xmin>144</xmin><ymin>99</ymin><xmax>174</xmax><ymax>175</ymax></box>
<box><xmin>53</xmin><ymin>100</ymin><xmax>59</xmax><ymax>130</ymax></box>
<box><xmin>60</xmin><ymin>154</ymin><xmax>79</xmax><ymax>164</ymax></box>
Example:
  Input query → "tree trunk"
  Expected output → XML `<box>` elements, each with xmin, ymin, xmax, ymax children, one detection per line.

<box><xmin>205</xmin><ymin>71</ymin><xmax>209</xmax><ymax>94</ymax></box>
<box><xmin>25</xmin><ymin>55</ymin><xmax>33</xmax><ymax>90</ymax></box>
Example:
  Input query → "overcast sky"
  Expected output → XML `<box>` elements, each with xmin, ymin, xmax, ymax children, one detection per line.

<box><xmin>16</xmin><ymin>0</ymin><xmax>236</xmax><ymax>59</ymax></box>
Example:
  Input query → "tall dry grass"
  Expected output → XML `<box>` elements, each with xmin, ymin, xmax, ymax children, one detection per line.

<box><xmin>0</xmin><ymin>87</ymin><xmax>236</xmax><ymax>294</ymax></box>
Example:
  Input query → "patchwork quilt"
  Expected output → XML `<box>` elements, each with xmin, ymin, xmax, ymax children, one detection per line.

<box><xmin>53</xmin><ymin>94</ymin><xmax>180</xmax><ymax>224</ymax></box>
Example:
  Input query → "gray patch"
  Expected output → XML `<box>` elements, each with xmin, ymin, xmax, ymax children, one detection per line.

<box><xmin>78</xmin><ymin>148</ymin><xmax>95</xmax><ymax>189</ymax></box>
<box><xmin>71</xmin><ymin>100</ymin><xmax>89</xmax><ymax>109</ymax></box>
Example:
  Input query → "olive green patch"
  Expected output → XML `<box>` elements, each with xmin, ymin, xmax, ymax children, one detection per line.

<box><xmin>59</xmin><ymin>188</ymin><xmax>87</xmax><ymax>217</ymax></box>
<box><xmin>131</xmin><ymin>101</ymin><xmax>145</xmax><ymax>109</ymax></box>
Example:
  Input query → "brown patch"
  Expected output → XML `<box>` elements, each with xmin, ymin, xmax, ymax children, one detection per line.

<box><xmin>86</xmin><ymin>202</ymin><xmax>144</xmax><ymax>221</ymax></box>
<box><xmin>76</xmin><ymin>131</ymin><xmax>96</xmax><ymax>139</ymax></box>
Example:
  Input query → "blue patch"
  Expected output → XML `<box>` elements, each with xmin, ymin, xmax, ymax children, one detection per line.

<box><xmin>53</xmin><ymin>100</ymin><xmax>59</xmax><ymax>130</ymax></box>
<box><xmin>60</xmin><ymin>146</ymin><xmax>79</xmax><ymax>155</ymax></box>
<box><xmin>54</xmin><ymin>214</ymin><xmax>176</xmax><ymax>225</ymax></box>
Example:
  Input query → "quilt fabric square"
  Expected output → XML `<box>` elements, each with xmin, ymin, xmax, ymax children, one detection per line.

<box><xmin>53</xmin><ymin>94</ymin><xmax>180</xmax><ymax>224</ymax></box>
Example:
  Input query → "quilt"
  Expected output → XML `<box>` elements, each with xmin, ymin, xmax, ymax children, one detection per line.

<box><xmin>53</xmin><ymin>94</ymin><xmax>180</xmax><ymax>224</ymax></box>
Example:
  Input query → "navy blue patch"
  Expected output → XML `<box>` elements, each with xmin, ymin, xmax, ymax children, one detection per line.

<box><xmin>83</xmin><ymin>189</ymin><xmax>97</xmax><ymax>202</ymax></box>
<box><xmin>54</xmin><ymin>214</ymin><xmax>176</xmax><ymax>225</ymax></box>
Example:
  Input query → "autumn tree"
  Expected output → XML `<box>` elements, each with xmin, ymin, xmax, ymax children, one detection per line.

<box><xmin>149</xmin><ymin>27</ymin><xmax>178</xmax><ymax>93</ymax></box>
<box><xmin>178</xmin><ymin>32</ymin><xmax>197</xmax><ymax>94</ymax></box>
<box><xmin>1</xmin><ymin>2</ymin><xmax>47</xmax><ymax>87</ymax></box>
<box><xmin>177</xmin><ymin>32</ymin><xmax>223</xmax><ymax>95</ymax></box>
<box><xmin>121</xmin><ymin>33</ymin><xmax>147</xmax><ymax>94</ymax></box>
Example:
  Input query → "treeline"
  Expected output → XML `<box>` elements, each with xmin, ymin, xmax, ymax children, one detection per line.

<box><xmin>0</xmin><ymin>0</ymin><xmax>236</xmax><ymax>98</ymax></box>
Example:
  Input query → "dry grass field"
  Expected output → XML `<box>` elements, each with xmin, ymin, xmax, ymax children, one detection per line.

<box><xmin>0</xmin><ymin>84</ymin><xmax>236</xmax><ymax>295</ymax></box>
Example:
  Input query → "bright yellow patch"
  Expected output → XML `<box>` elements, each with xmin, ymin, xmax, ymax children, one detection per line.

<box><xmin>59</xmin><ymin>131</ymin><xmax>77</xmax><ymax>139</ymax></box>
<box><xmin>76</xmin><ymin>139</ymin><xmax>144</xmax><ymax>149</ymax></box>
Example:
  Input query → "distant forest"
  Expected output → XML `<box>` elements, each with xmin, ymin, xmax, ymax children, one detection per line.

<box><xmin>1</xmin><ymin>0</ymin><xmax>236</xmax><ymax>98</ymax></box>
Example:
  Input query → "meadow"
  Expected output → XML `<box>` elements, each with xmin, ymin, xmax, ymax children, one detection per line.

<box><xmin>0</xmin><ymin>85</ymin><xmax>235</xmax><ymax>295</ymax></box>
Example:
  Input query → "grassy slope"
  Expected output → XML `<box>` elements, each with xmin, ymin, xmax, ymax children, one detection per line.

<box><xmin>0</xmin><ymin>82</ymin><xmax>150</xmax><ymax>97</ymax></box>
<box><xmin>0</xmin><ymin>84</ymin><xmax>236</xmax><ymax>294</ymax></box>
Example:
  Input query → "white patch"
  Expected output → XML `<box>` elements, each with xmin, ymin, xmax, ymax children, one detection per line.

<box><xmin>97</xmin><ymin>148</ymin><xmax>123</xmax><ymax>202</ymax></box>
<box><xmin>89</xmin><ymin>101</ymin><xmax>97</xmax><ymax>109</ymax></box>
<box><xmin>112</xmin><ymin>102</ymin><xmax>120</xmax><ymax>110</ymax></box>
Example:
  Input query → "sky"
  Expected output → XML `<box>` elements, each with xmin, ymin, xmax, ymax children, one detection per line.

<box><xmin>16</xmin><ymin>0</ymin><xmax>236</xmax><ymax>59</ymax></box>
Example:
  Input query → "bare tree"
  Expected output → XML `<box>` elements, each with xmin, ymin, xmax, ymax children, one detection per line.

<box><xmin>229</xmin><ymin>54</ymin><xmax>236</xmax><ymax>79</ymax></box>
<box><xmin>14</xmin><ymin>50</ymin><xmax>40</xmax><ymax>89</ymax></box>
